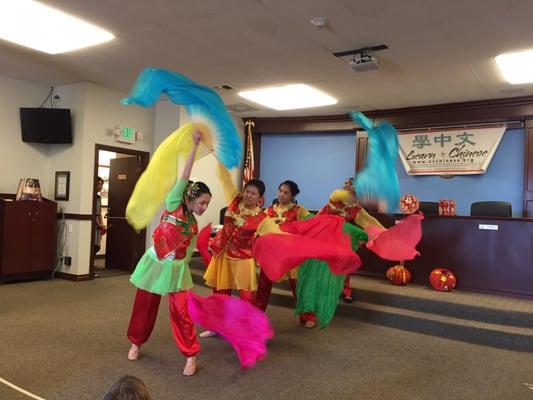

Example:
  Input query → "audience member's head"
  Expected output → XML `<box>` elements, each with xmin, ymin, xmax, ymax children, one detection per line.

<box><xmin>102</xmin><ymin>375</ymin><xmax>152</xmax><ymax>400</ymax></box>
<box><xmin>96</xmin><ymin>176</ymin><xmax>104</xmax><ymax>193</ymax></box>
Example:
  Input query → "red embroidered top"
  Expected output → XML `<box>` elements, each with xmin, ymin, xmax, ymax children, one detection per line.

<box><xmin>152</xmin><ymin>180</ymin><xmax>198</xmax><ymax>260</ymax></box>
<box><xmin>265</xmin><ymin>203</ymin><xmax>310</xmax><ymax>224</ymax></box>
<box><xmin>210</xmin><ymin>195</ymin><xmax>267</xmax><ymax>259</ymax></box>
<box><xmin>318</xmin><ymin>200</ymin><xmax>362</xmax><ymax>223</ymax></box>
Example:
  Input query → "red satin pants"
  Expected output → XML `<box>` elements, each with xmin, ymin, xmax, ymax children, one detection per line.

<box><xmin>127</xmin><ymin>288</ymin><xmax>200</xmax><ymax>357</ymax></box>
<box><xmin>342</xmin><ymin>275</ymin><xmax>352</xmax><ymax>298</ymax></box>
<box><xmin>255</xmin><ymin>270</ymin><xmax>316</xmax><ymax>324</ymax></box>
<box><xmin>212</xmin><ymin>288</ymin><xmax>255</xmax><ymax>303</ymax></box>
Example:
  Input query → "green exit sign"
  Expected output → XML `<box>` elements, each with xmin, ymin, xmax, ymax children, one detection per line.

<box><xmin>121</xmin><ymin>127</ymin><xmax>135</xmax><ymax>138</ymax></box>
<box><xmin>116</xmin><ymin>126</ymin><xmax>136</xmax><ymax>144</ymax></box>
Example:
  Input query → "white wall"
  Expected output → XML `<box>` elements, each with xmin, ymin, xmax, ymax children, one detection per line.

<box><xmin>0</xmin><ymin>75</ymin><xmax>155</xmax><ymax>276</ymax></box>
<box><xmin>0</xmin><ymin>75</ymin><xmax>54</xmax><ymax>195</ymax></box>
<box><xmin>1</xmin><ymin>74</ymin><xmax>241</xmax><ymax>277</ymax></box>
<box><xmin>59</xmin><ymin>82</ymin><xmax>154</xmax><ymax>276</ymax></box>
<box><xmin>148</xmin><ymin>101</ymin><xmax>181</xmax><ymax>242</ymax></box>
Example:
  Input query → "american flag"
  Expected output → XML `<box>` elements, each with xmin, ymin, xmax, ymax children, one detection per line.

<box><xmin>242</xmin><ymin>120</ymin><xmax>255</xmax><ymax>188</ymax></box>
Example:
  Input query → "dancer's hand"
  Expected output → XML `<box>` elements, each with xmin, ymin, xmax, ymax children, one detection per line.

<box><xmin>193</xmin><ymin>130</ymin><xmax>202</xmax><ymax>146</ymax></box>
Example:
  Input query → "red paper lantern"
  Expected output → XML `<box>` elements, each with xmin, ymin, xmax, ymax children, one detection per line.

<box><xmin>386</xmin><ymin>264</ymin><xmax>412</xmax><ymax>285</ymax></box>
<box><xmin>429</xmin><ymin>268</ymin><xmax>457</xmax><ymax>291</ymax></box>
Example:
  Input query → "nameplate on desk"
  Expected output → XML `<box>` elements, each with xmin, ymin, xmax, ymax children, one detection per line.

<box><xmin>479</xmin><ymin>224</ymin><xmax>498</xmax><ymax>231</ymax></box>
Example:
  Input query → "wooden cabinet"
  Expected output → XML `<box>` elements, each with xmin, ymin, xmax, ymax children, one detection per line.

<box><xmin>0</xmin><ymin>194</ymin><xmax>57</xmax><ymax>282</ymax></box>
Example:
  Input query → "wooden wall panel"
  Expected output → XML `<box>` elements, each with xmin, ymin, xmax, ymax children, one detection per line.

<box><xmin>358</xmin><ymin>214</ymin><xmax>533</xmax><ymax>297</ymax></box>
<box><xmin>525</xmin><ymin>120</ymin><xmax>533</xmax><ymax>217</ymax></box>
<box><xmin>356</xmin><ymin>135</ymin><xmax>367</xmax><ymax>172</ymax></box>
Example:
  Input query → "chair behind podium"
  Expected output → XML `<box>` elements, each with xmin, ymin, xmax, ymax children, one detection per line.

<box><xmin>470</xmin><ymin>201</ymin><xmax>512</xmax><ymax>217</ymax></box>
<box><xmin>418</xmin><ymin>201</ymin><xmax>439</xmax><ymax>215</ymax></box>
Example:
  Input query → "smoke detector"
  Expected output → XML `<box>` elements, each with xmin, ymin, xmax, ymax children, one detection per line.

<box><xmin>310</xmin><ymin>16</ymin><xmax>327</xmax><ymax>29</ymax></box>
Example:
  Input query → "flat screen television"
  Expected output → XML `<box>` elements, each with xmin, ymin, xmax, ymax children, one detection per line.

<box><xmin>20</xmin><ymin>107</ymin><xmax>72</xmax><ymax>144</ymax></box>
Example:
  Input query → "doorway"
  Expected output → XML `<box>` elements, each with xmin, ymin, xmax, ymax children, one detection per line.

<box><xmin>91</xmin><ymin>144</ymin><xmax>150</xmax><ymax>279</ymax></box>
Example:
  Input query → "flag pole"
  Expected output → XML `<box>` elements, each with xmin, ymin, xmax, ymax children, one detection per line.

<box><xmin>242</xmin><ymin>120</ymin><xmax>255</xmax><ymax>188</ymax></box>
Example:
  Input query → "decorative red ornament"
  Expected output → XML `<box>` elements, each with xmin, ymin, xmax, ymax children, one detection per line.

<box><xmin>429</xmin><ymin>268</ymin><xmax>457</xmax><ymax>291</ymax></box>
<box><xmin>399</xmin><ymin>194</ymin><xmax>419</xmax><ymax>214</ymax></box>
<box><xmin>386</xmin><ymin>264</ymin><xmax>412</xmax><ymax>285</ymax></box>
<box><xmin>438</xmin><ymin>199</ymin><xmax>456</xmax><ymax>216</ymax></box>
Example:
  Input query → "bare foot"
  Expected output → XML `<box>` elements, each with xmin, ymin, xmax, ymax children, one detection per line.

<box><xmin>182</xmin><ymin>356</ymin><xmax>197</xmax><ymax>376</ymax></box>
<box><xmin>304</xmin><ymin>320</ymin><xmax>316</xmax><ymax>329</ymax></box>
<box><xmin>128</xmin><ymin>344</ymin><xmax>140</xmax><ymax>361</ymax></box>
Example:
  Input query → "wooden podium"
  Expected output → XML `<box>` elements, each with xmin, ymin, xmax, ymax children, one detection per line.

<box><xmin>0</xmin><ymin>194</ymin><xmax>57</xmax><ymax>283</ymax></box>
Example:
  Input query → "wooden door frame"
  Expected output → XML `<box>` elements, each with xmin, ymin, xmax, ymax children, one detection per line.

<box><xmin>90</xmin><ymin>144</ymin><xmax>150</xmax><ymax>279</ymax></box>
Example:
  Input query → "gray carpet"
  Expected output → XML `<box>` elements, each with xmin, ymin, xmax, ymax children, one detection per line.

<box><xmin>93</xmin><ymin>258</ymin><xmax>130</xmax><ymax>279</ymax></box>
<box><xmin>0</xmin><ymin>276</ymin><xmax>532</xmax><ymax>400</ymax></box>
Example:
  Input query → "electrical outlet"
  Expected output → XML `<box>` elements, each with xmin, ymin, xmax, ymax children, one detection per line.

<box><xmin>68</xmin><ymin>224</ymin><xmax>73</xmax><ymax>233</ymax></box>
<box><xmin>64</xmin><ymin>256</ymin><xmax>72</xmax><ymax>266</ymax></box>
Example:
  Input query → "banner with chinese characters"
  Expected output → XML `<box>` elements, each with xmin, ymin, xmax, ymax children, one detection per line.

<box><xmin>398</xmin><ymin>127</ymin><xmax>506</xmax><ymax>175</ymax></box>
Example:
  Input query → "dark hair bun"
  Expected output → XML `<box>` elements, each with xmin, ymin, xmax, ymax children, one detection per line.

<box><xmin>279</xmin><ymin>180</ymin><xmax>300</xmax><ymax>197</ymax></box>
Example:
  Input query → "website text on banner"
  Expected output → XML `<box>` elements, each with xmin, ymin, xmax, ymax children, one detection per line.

<box><xmin>398</xmin><ymin>127</ymin><xmax>505</xmax><ymax>176</ymax></box>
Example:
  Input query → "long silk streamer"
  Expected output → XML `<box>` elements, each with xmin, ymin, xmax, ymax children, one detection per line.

<box><xmin>186</xmin><ymin>291</ymin><xmax>274</xmax><ymax>368</ymax></box>
<box><xmin>351</xmin><ymin>112</ymin><xmax>400</xmax><ymax>212</ymax></box>
<box><xmin>121</xmin><ymin>67</ymin><xmax>242</xmax><ymax>169</ymax></box>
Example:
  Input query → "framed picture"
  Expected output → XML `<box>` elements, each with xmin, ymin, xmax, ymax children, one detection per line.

<box><xmin>54</xmin><ymin>171</ymin><xmax>70</xmax><ymax>201</ymax></box>
<box><xmin>16</xmin><ymin>178</ymin><xmax>42</xmax><ymax>202</ymax></box>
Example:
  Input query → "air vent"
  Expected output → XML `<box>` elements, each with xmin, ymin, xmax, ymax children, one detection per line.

<box><xmin>226</xmin><ymin>103</ymin><xmax>259</xmax><ymax>112</ymax></box>
<box><xmin>213</xmin><ymin>85</ymin><xmax>234</xmax><ymax>91</ymax></box>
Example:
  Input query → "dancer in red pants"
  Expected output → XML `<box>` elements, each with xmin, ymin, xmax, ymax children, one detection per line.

<box><xmin>201</xmin><ymin>164</ymin><xmax>268</xmax><ymax>337</ymax></box>
<box><xmin>255</xmin><ymin>180</ymin><xmax>316</xmax><ymax>327</ymax></box>
<box><xmin>127</xmin><ymin>131</ymin><xmax>211</xmax><ymax>376</ymax></box>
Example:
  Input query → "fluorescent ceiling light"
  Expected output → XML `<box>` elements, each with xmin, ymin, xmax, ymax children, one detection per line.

<box><xmin>495</xmin><ymin>50</ymin><xmax>533</xmax><ymax>84</ymax></box>
<box><xmin>0</xmin><ymin>0</ymin><xmax>114</xmax><ymax>54</ymax></box>
<box><xmin>238</xmin><ymin>84</ymin><xmax>337</xmax><ymax>110</ymax></box>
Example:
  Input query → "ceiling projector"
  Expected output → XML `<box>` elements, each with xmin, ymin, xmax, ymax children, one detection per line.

<box><xmin>349</xmin><ymin>52</ymin><xmax>378</xmax><ymax>72</ymax></box>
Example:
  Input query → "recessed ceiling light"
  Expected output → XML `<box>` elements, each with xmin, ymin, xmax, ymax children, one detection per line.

<box><xmin>495</xmin><ymin>50</ymin><xmax>533</xmax><ymax>84</ymax></box>
<box><xmin>238</xmin><ymin>84</ymin><xmax>337</xmax><ymax>111</ymax></box>
<box><xmin>0</xmin><ymin>0</ymin><xmax>115</xmax><ymax>54</ymax></box>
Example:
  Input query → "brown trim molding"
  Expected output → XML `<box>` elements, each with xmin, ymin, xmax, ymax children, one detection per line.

<box><xmin>57</xmin><ymin>213</ymin><xmax>93</xmax><ymax>220</ymax></box>
<box><xmin>54</xmin><ymin>271</ymin><xmax>91</xmax><ymax>282</ymax></box>
<box><xmin>253</xmin><ymin>115</ymin><xmax>357</xmax><ymax>133</ymax></box>
<box><xmin>365</xmin><ymin>95</ymin><xmax>533</xmax><ymax>129</ymax></box>
<box><xmin>94</xmin><ymin>144</ymin><xmax>150</xmax><ymax>157</ymax></box>
<box><xmin>249</xmin><ymin>95</ymin><xmax>533</xmax><ymax>133</ymax></box>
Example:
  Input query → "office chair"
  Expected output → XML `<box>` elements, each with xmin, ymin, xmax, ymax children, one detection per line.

<box><xmin>418</xmin><ymin>201</ymin><xmax>439</xmax><ymax>216</ymax></box>
<box><xmin>470</xmin><ymin>201</ymin><xmax>512</xmax><ymax>218</ymax></box>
